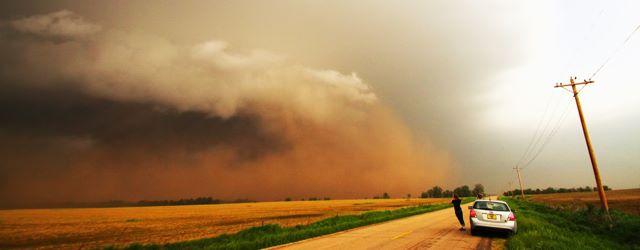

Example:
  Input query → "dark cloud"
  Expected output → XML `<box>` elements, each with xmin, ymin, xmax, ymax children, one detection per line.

<box><xmin>0</xmin><ymin>82</ymin><xmax>284</xmax><ymax>158</ymax></box>
<box><xmin>0</xmin><ymin>82</ymin><xmax>289</xmax><ymax>207</ymax></box>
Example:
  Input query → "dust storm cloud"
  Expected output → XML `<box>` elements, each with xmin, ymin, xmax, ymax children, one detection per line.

<box><xmin>0</xmin><ymin>10</ymin><xmax>451</xmax><ymax>206</ymax></box>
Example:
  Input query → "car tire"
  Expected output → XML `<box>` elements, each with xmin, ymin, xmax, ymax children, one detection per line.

<box><xmin>470</xmin><ymin>228</ymin><xmax>477</xmax><ymax>236</ymax></box>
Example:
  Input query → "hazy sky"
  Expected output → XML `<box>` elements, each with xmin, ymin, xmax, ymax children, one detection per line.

<box><xmin>1</xmin><ymin>1</ymin><xmax>639</xmax><ymax>205</ymax></box>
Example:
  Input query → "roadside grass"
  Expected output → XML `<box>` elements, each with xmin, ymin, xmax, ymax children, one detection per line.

<box><xmin>501</xmin><ymin>197</ymin><xmax>640</xmax><ymax>250</ymax></box>
<box><xmin>110</xmin><ymin>198</ymin><xmax>473</xmax><ymax>250</ymax></box>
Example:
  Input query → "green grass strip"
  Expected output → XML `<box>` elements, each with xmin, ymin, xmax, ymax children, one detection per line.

<box><xmin>110</xmin><ymin>198</ymin><xmax>473</xmax><ymax>250</ymax></box>
<box><xmin>501</xmin><ymin>197</ymin><xmax>640</xmax><ymax>250</ymax></box>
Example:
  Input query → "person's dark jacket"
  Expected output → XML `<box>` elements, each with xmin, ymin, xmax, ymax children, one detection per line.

<box><xmin>452</xmin><ymin>198</ymin><xmax>462</xmax><ymax>212</ymax></box>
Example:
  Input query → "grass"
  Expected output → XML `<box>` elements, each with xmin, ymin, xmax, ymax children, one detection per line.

<box><xmin>501</xmin><ymin>197</ymin><xmax>640</xmax><ymax>250</ymax></box>
<box><xmin>113</xmin><ymin>197</ymin><xmax>473</xmax><ymax>250</ymax></box>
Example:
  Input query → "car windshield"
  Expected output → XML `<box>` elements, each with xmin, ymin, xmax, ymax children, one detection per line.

<box><xmin>473</xmin><ymin>201</ymin><xmax>509</xmax><ymax>211</ymax></box>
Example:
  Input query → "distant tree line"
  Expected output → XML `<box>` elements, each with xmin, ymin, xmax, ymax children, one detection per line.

<box><xmin>8</xmin><ymin>197</ymin><xmax>256</xmax><ymax>209</ymax></box>
<box><xmin>502</xmin><ymin>186</ymin><xmax>611</xmax><ymax>196</ymax></box>
<box><xmin>289</xmin><ymin>197</ymin><xmax>331</xmax><ymax>201</ymax></box>
<box><xmin>110</xmin><ymin>197</ymin><xmax>255</xmax><ymax>207</ymax></box>
<box><xmin>289</xmin><ymin>192</ymin><xmax>393</xmax><ymax>200</ymax></box>
<box><xmin>421</xmin><ymin>184</ymin><xmax>485</xmax><ymax>198</ymax></box>
<box><xmin>136</xmin><ymin>197</ymin><xmax>226</xmax><ymax>206</ymax></box>
<box><xmin>373</xmin><ymin>192</ymin><xmax>391</xmax><ymax>199</ymax></box>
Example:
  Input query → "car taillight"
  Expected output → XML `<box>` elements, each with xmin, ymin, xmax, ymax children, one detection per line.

<box><xmin>470</xmin><ymin>209</ymin><xmax>476</xmax><ymax>218</ymax></box>
<box><xmin>508</xmin><ymin>212</ymin><xmax>516</xmax><ymax>221</ymax></box>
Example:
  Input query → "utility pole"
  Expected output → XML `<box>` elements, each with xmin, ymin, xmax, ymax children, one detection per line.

<box><xmin>514</xmin><ymin>166</ymin><xmax>525</xmax><ymax>199</ymax></box>
<box><xmin>555</xmin><ymin>77</ymin><xmax>610</xmax><ymax>220</ymax></box>
<box><xmin>508</xmin><ymin>181</ymin><xmax>514</xmax><ymax>198</ymax></box>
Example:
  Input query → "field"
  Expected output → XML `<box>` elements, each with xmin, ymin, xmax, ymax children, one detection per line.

<box><xmin>529</xmin><ymin>188</ymin><xmax>640</xmax><ymax>215</ymax></box>
<box><xmin>0</xmin><ymin>198</ymin><xmax>447</xmax><ymax>249</ymax></box>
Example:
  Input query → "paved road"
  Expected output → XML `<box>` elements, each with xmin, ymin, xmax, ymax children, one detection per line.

<box><xmin>271</xmin><ymin>202</ymin><xmax>491</xmax><ymax>250</ymax></box>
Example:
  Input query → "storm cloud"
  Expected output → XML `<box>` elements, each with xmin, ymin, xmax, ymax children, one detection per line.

<box><xmin>0</xmin><ymin>10</ymin><xmax>450</xmax><ymax>206</ymax></box>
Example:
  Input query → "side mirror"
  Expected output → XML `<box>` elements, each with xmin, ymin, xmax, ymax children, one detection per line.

<box><xmin>468</xmin><ymin>206</ymin><xmax>473</xmax><ymax>209</ymax></box>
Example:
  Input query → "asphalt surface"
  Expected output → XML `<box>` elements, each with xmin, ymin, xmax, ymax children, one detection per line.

<box><xmin>270</xmin><ymin>201</ymin><xmax>493</xmax><ymax>250</ymax></box>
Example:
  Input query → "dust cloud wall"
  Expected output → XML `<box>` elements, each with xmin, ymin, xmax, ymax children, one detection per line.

<box><xmin>0</xmin><ymin>10</ymin><xmax>452</xmax><ymax>206</ymax></box>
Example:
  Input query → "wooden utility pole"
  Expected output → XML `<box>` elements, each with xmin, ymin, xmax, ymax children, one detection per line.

<box><xmin>508</xmin><ymin>181</ymin><xmax>514</xmax><ymax>198</ymax></box>
<box><xmin>555</xmin><ymin>77</ymin><xmax>610</xmax><ymax>219</ymax></box>
<box><xmin>514</xmin><ymin>166</ymin><xmax>525</xmax><ymax>199</ymax></box>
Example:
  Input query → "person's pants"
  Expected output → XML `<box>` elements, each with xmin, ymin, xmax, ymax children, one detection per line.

<box><xmin>455</xmin><ymin>210</ymin><xmax>465</xmax><ymax>226</ymax></box>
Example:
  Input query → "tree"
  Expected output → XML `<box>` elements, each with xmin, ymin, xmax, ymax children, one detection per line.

<box><xmin>422</xmin><ymin>186</ymin><xmax>444</xmax><ymax>198</ymax></box>
<box><xmin>432</xmin><ymin>186</ymin><xmax>444</xmax><ymax>198</ymax></box>
<box><xmin>442</xmin><ymin>190</ymin><xmax>453</xmax><ymax>197</ymax></box>
<box><xmin>472</xmin><ymin>184</ymin><xmax>485</xmax><ymax>197</ymax></box>
<box><xmin>454</xmin><ymin>185</ymin><xmax>472</xmax><ymax>197</ymax></box>
<box><xmin>544</xmin><ymin>187</ymin><xmax>556</xmax><ymax>194</ymax></box>
<box><xmin>382</xmin><ymin>192</ymin><xmax>390</xmax><ymax>199</ymax></box>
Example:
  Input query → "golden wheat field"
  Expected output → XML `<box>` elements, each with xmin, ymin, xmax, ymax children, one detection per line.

<box><xmin>0</xmin><ymin>198</ymin><xmax>448</xmax><ymax>249</ymax></box>
<box><xmin>529</xmin><ymin>188</ymin><xmax>640</xmax><ymax>215</ymax></box>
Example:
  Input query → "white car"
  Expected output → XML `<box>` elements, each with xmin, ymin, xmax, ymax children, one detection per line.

<box><xmin>468</xmin><ymin>200</ymin><xmax>517</xmax><ymax>235</ymax></box>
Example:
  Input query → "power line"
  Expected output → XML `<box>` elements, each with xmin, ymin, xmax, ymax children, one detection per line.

<box><xmin>527</xmin><ymin>95</ymin><xmax>563</xmax><ymax>157</ymax></box>
<box><xmin>523</xmin><ymin>97</ymin><xmax>572</xmax><ymax>168</ymax></box>
<box><xmin>564</xmin><ymin>6</ymin><xmax>607</xmax><ymax>75</ymax></box>
<box><xmin>519</xmin><ymin>93</ymin><xmax>564</xmax><ymax>168</ymax></box>
<box><xmin>590</xmin><ymin>23</ymin><xmax>640</xmax><ymax>79</ymax></box>
<box><xmin>511</xmin><ymin>92</ymin><xmax>566</xmax><ymax>199</ymax></box>
<box><xmin>514</xmin><ymin>92</ymin><xmax>554</xmax><ymax>168</ymax></box>
<box><xmin>521</xmin><ymin>97</ymin><xmax>572</xmax><ymax>169</ymax></box>
<box><xmin>521</xmin><ymin>8</ymin><xmax>639</xmax><ymax>170</ymax></box>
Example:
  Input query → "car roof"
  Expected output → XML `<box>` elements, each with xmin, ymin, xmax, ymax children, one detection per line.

<box><xmin>474</xmin><ymin>199</ymin><xmax>507</xmax><ymax>204</ymax></box>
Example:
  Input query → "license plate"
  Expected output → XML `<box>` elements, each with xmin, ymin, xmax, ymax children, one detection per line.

<box><xmin>487</xmin><ymin>214</ymin><xmax>497</xmax><ymax>220</ymax></box>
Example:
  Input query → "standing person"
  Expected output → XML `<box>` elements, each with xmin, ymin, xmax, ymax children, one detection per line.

<box><xmin>452</xmin><ymin>194</ymin><xmax>465</xmax><ymax>231</ymax></box>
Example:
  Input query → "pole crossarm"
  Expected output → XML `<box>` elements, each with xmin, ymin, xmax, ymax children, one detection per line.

<box><xmin>554</xmin><ymin>79</ymin><xmax>594</xmax><ymax>88</ymax></box>
<box><xmin>555</xmin><ymin>78</ymin><xmax>594</xmax><ymax>95</ymax></box>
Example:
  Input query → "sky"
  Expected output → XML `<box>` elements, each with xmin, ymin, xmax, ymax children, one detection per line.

<box><xmin>0</xmin><ymin>1</ymin><xmax>639</xmax><ymax>206</ymax></box>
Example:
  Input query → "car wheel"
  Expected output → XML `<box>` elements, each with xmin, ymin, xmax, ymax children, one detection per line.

<box><xmin>470</xmin><ymin>228</ymin><xmax>477</xmax><ymax>236</ymax></box>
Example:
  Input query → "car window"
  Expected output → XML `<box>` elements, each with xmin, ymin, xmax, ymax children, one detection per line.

<box><xmin>473</xmin><ymin>201</ymin><xmax>509</xmax><ymax>211</ymax></box>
